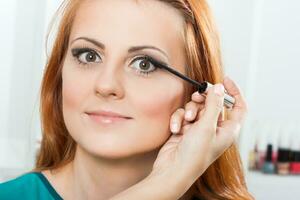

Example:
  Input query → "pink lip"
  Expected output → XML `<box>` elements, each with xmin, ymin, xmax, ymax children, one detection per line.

<box><xmin>85</xmin><ymin>110</ymin><xmax>132</xmax><ymax>124</ymax></box>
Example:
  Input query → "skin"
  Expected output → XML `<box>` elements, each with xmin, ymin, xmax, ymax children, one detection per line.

<box><xmin>41</xmin><ymin>0</ymin><xmax>248</xmax><ymax>199</ymax></box>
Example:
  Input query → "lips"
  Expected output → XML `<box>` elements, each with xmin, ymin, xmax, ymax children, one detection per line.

<box><xmin>85</xmin><ymin>110</ymin><xmax>132</xmax><ymax>124</ymax></box>
<box><xmin>87</xmin><ymin>110</ymin><xmax>131</xmax><ymax>119</ymax></box>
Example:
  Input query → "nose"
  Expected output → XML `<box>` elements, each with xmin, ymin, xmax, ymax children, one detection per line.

<box><xmin>94</xmin><ymin>63</ymin><xmax>125</xmax><ymax>100</ymax></box>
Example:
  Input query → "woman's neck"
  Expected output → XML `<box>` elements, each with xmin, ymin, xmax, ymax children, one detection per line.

<box><xmin>49</xmin><ymin>145</ymin><xmax>160</xmax><ymax>200</ymax></box>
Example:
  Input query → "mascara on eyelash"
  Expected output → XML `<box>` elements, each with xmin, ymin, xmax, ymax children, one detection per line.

<box><xmin>144</xmin><ymin>56</ymin><xmax>236</xmax><ymax>109</ymax></box>
<box><xmin>71</xmin><ymin>48</ymin><xmax>95</xmax><ymax>56</ymax></box>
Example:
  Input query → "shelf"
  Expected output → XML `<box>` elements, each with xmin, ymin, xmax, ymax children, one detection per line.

<box><xmin>247</xmin><ymin>171</ymin><xmax>300</xmax><ymax>200</ymax></box>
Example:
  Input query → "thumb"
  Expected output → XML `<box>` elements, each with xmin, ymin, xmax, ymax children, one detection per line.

<box><xmin>200</xmin><ymin>84</ymin><xmax>225</xmax><ymax>128</ymax></box>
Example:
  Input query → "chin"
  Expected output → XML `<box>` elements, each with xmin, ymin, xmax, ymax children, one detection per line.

<box><xmin>78</xmin><ymin>138</ymin><xmax>142</xmax><ymax>160</ymax></box>
<box><xmin>78</xmin><ymin>136</ymin><xmax>159</xmax><ymax>160</ymax></box>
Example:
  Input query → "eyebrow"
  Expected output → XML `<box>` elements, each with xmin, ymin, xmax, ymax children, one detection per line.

<box><xmin>71</xmin><ymin>37</ymin><xmax>169</xmax><ymax>59</ymax></box>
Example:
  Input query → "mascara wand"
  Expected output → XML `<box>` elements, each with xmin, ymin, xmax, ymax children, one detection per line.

<box><xmin>146</xmin><ymin>56</ymin><xmax>235</xmax><ymax>109</ymax></box>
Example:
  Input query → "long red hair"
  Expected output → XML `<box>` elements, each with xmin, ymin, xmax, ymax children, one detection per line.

<box><xmin>33</xmin><ymin>0</ymin><xmax>254</xmax><ymax>199</ymax></box>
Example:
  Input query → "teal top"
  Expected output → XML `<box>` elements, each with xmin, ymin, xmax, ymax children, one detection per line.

<box><xmin>0</xmin><ymin>172</ymin><xmax>203</xmax><ymax>200</ymax></box>
<box><xmin>0</xmin><ymin>172</ymin><xmax>63</xmax><ymax>200</ymax></box>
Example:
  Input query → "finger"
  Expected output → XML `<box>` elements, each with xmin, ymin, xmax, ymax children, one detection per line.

<box><xmin>200</xmin><ymin>109</ymin><xmax>205</xmax><ymax>118</ymax></box>
<box><xmin>184</xmin><ymin>101</ymin><xmax>202</xmax><ymax>122</ymax></box>
<box><xmin>182</xmin><ymin>119</ymin><xmax>191</xmax><ymax>126</ymax></box>
<box><xmin>223</xmin><ymin>77</ymin><xmax>248</xmax><ymax>123</ymax></box>
<box><xmin>195</xmin><ymin>108</ymin><xmax>206</xmax><ymax>122</ymax></box>
<box><xmin>215</xmin><ymin>121</ymin><xmax>241</xmax><ymax>153</ymax></box>
<box><xmin>217</xmin><ymin>109</ymin><xmax>226</xmax><ymax>127</ymax></box>
<box><xmin>217</xmin><ymin>107</ymin><xmax>225</xmax><ymax>123</ymax></box>
<box><xmin>217</xmin><ymin>116</ymin><xmax>241</xmax><ymax>142</ymax></box>
<box><xmin>194</xmin><ymin>104</ymin><xmax>205</xmax><ymax>121</ymax></box>
<box><xmin>180</xmin><ymin>124</ymin><xmax>192</xmax><ymax>134</ymax></box>
<box><xmin>170</xmin><ymin>108</ymin><xmax>185</xmax><ymax>134</ymax></box>
<box><xmin>191</xmin><ymin>91</ymin><xmax>206</xmax><ymax>103</ymax></box>
<box><xmin>200</xmin><ymin>84</ymin><xmax>225</xmax><ymax>129</ymax></box>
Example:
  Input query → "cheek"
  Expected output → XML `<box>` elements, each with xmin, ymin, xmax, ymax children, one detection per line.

<box><xmin>128</xmin><ymin>80</ymin><xmax>185</xmax><ymax>149</ymax></box>
<box><xmin>133</xmin><ymin>81</ymin><xmax>184</xmax><ymax>124</ymax></box>
<box><xmin>138</xmin><ymin>92</ymin><xmax>177</xmax><ymax>116</ymax></box>
<box><xmin>62</xmin><ymin>65</ymin><xmax>90</xmax><ymax>114</ymax></box>
<box><xmin>63</xmin><ymin>83</ymin><xmax>79</xmax><ymax>110</ymax></box>
<box><xmin>61</xmin><ymin>64</ymin><xmax>94</xmax><ymax>146</ymax></box>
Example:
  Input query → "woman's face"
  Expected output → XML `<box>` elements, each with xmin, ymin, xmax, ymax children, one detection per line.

<box><xmin>62</xmin><ymin>0</ymin><xmax>187</xmax><ymax>159</ymax></box>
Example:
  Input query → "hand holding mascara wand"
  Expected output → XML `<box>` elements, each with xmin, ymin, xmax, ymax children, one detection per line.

<box><xmin>145</xmin><ymin>56</ymin><xmax>236</xmax><ymax>109</ymax></box>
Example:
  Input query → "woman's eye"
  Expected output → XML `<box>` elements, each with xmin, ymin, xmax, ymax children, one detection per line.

<box><xmin>131</xmin><ymin>57</ymin><xmax>157</xmax><ymax>75</ymax></box>
<box><xmin>72</xmin><ymin>48</ymin><xmax>101</xmax><ymax>64</ymax></box>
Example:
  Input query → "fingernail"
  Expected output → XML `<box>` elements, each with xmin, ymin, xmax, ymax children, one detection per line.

<box><xmin>171</xmin><ymin>123</ymin><xmax>179</xmax><ymax>133</ymax></box>
<box><xmin>214</xmin><ymin>84</ymin><xmax>224</xmax><ymax>96</ymax></box>
<box><xmin>185</xmin><ymin>110</ymin><xmax>192</xmax><ymax>119</ymax></box>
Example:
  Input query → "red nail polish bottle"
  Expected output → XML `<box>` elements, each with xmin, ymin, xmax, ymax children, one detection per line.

<box><xmin>290</xmin><ymin>134</ymin><xmax>300</xmax><ymax>174</ymax></box>
<box><xmin>276</xmin><ymin>132</ymin><xmax>290</xmax><ymax>175</ymax></box>
<box><xmin>290</xmin><ymin>152</ymin><xmax>300</xmax><ymax>174</ymax></box>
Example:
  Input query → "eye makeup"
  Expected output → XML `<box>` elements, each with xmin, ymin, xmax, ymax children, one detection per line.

<box><xmin>71</xmin><ymin>47</ymin><xmax>101</xmax><ymax>65</ymax></box>
<box><xmin>130</xmin><ymin>55</ymin><xmax>158</xmax><ymax>76</ymax></box>
<box><xmin>144</xmin><ymin>56</ymin><xmax>236</xmax><ymax>108</ymax></box>
<box><xmin>71</xmin><ymin>47</ymin><xmax>160</xmax><ymax>76</ymax></box>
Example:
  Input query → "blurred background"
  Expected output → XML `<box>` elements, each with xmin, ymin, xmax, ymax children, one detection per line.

<box><xmin>0</xmin><ymin>0</ymin><xmax>300</xmax><ymax>199</ymax></box>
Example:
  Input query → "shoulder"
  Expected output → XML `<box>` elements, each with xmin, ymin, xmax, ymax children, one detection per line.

<box><xmin>0</xmin><ymin>172</ymin><xmax>39</xmax><ymax>189</ymax></box>
<box><xmin>0</xmin><ymin>172</ymin><xmax>57</xmax><ymax>200</ymax></box>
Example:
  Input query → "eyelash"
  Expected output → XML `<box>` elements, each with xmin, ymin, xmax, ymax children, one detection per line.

<box><xmin>71</xmin><ymin>47</ymin><xmax>159</xmax><ymax>77</ymax></box>
<box><xmin>71</xmin><ymin>47</ymin><xmax>100</xmax><ymax>66</ymax></box>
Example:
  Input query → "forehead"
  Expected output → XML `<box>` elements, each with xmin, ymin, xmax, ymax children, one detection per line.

<box><xmin>70</xmin><ymin>0</ymin><xmax>186</xmax><ymax>61</ymax></box>
<box><xmin>72</xmin><ymin>0</ymin><xmax>185</xmax><ymax>37</ymax></box>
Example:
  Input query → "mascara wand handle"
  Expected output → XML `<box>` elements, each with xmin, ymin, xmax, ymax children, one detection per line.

<box><xmin>197</xmin><ymin>82</ymin><xmax>235</xmax><ymax>109</ymax></box>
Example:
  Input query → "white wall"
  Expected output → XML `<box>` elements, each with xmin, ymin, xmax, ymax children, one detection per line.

<box><xmin>0</xmin><ymin>0</ymin><xmax>16</xmax><ymax>156</ymax></box>
<box><xmin>0</xmin><ymin>0</ymin><xmax>62</xmax><ymax>181</ymax></box>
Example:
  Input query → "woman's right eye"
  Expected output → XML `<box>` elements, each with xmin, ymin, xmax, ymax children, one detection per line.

<box><xmin>71</xmin><ymin>48</ymin><xmax>101</xmax><ymax>65</ymax></box>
